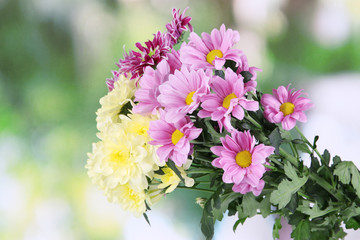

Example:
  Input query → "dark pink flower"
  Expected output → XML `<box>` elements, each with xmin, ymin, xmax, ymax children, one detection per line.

<box><xmin>166</xmin><ymin>8</ymin><xmax>193</xmax><ymax>45</ymax></box>
<box><xmin>117</xmin><ymin>31</ymin><xmax>171</xmax><ymax>81</ymax></box>
<box><xmin>106</xmin><ymin>70</ymin><xmax>122</xmax><ymax>92</ymax></box>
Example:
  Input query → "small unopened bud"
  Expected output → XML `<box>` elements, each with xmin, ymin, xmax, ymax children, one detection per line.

<box><xmin>195</xmin><ymin>197</ymin><xmax>207</xmax><ymax>208</ymax></box>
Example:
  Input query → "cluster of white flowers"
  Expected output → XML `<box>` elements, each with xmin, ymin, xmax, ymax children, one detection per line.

<box><xmin>86</xmin><ymin>74</ymin><xmax>194</xmax><ymax>217</ymax></box>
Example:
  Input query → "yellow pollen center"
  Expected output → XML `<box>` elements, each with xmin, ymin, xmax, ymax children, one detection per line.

<box><xmin>110</xmin><ymin>150</ymin><xmax>129</xmax><ymax>167</ymax></box>
<box><xmin>206</xmin><ymin>49</ymin><xmax>223</xmax><ymax>65</ymax></box>
<box><xmin>222</xmin><ymin>93</ymin><xmax>237</xmax><ymax>109</ymax></box>
<box><xmin>185</xmin><ymin>91</ymin><xmax>196</xmax><ymax>105</ymax></box>
<box><xmin>280</xmin><ymin>102</ymin><xmax>295</xmax><ymax>116</ymax></box>
<box><xmin>235</xmin><ymin>150</ymin><xmax>252</xmax><ymax>168</ymax></box>
<box><xmin>171</xmin><ymin>129</ymin><xmax>184</xmax><ymax>145</ymax></box>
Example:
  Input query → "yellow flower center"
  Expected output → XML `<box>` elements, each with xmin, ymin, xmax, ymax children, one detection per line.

<box><xmin>235</xmin><ymin>150</ymin><xmax>252</xmax><ymax>168</ymax></box>
<box><xmin>125</xmin><ymin>185</ymin><xmax>142</xmax><ymax>201</ymax></box>
<box><xmin>206</xmin><ymin>49</ymin><xmax>223</xmax><ymax>65</ymax></box>
<box><xmin>171</xmin><ymin>129</ymin><xmax>184</xmax><ymax>145</ymax></box>
<box><xmin>185</xmin><ymin>91</ymin><xmax>196</xmax><ymax>105</ymax></box>
<box><xmin>222</xmin><ymin>93</ymin><xmax>237</xmax><ymax>109</ymax></box>
<box><xmin>110</xmin><ymin>149</ymin><xmax>130</xmax><ymax>167</ymax></box>
<box><xmin>280</xmin><ymin>102</ymin><xmax>295</xmax><ymax>116</ymax></box>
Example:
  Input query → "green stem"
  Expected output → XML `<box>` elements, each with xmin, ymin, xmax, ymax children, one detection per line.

<box><xmin>279</xmin><ymin>147</ymin><xmax>298</xmax><ymax>167</ymax></box>
<box><xmin>289</xmin><ymin>141</ymin><xmax>299</xmax><ymax>160</ymax></box>
<box><xmin>308</xmin><ymin>173</ymin><xmax>344</xmax><ymax>202</ymax></box>
<box><xmin>245</xmin><ymin>114</ymin><xmax>263</xmax><ymax>129</ymax></box>
<box><xmin>187</xmin><ymin>169</ymin><xmax>216</xmax><ymax>174</ymax></box>
<box><xmin>177</xmin><ymin>186</ymin><xmax>215</xmax><ymax>193</ymax></box>
<box><xmin>298</xmin><ymin>191</ymin><xmax>313</xmax><ymax>201</ymax></box>
<box><xmin>294</xmin><ymin>126</ymin><xmax>324</xmax><ymax>162</ymax></box>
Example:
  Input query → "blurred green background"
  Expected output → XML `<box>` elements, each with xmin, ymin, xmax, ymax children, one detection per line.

<box><xmin>1</xmin><ymin>0</ymin><xmax>359</xmax><ymax>239</ymax></box>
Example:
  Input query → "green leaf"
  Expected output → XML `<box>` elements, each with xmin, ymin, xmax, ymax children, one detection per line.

<box><xmin>166</xmin><ymin>160</ymin><xmax>185</xmax><ymax>183</ymax></box>
<box><xmin>332</xmin><ymin>155</ymin><xmax>341</xmax><ymax>166</ymax></box>
<box><xmin>233</xmin><ymin>216</ymin><xmax>247</xmax><ymax>232</ymax></box>
<box><xmin>291</xmin><ymin>219</ymin><xmax>310</xmax><ymax>240</ymax></box>
<box><xmin>270</xmin><ymin>162</ymin><xmax>309</xmax><ymax>209</ymax></box>
<box><xmin>240</xmin><ymin>70</ymin><xmax>253</xmax><ymax>83</ymax></box>
<box><xmin>288</xmin><ymin>211</ymin><xmax>307</xmax><ymax>226</ymax></box>
<box><xmin>345</xmin><ymin>218</ymin><xmax>360</xmax><ymax>230</ymax></box>
<box><xmin>286</xmin><ymin>193</ymin><xmax>298</xmax><ymax>213</ymax></box>
<box><xmin>297</xmin><ymin>201</ymin><xmax>338</xmax><ymax>219</ymax></box>
<box><xmin>214</xmin><ymin>70</ymin><xmax>225</xmax><ymax>79</ymax></box>
<box><xmin>313</xmin><ymin>136</ymin><xmax>319</xmax><ymax>149</ymax></box>
<box><xmin>341</xmin><ymin>203</ymin><xmax>360</xmax><ymax>222</ymax></box>
<box><xmin>213</xmin><ymin>190</ymin><xmax>239</xmax><ymax>222</ymax></box>
<box><xmin>242</xmin><ymin>193</ymin><xmax>259</xmax><ymax>217</ymax></box>
<box><xmin>200</xmin><ymin>200</ymin><xmax>215</xmax><ymax>240</ymax></box>
<box><xmin>321</xmin><ymin>149</ymin><xmax>331</xmax><ymax>166</ymax></box>
<box><xmin>332</xmin><ymin>228</ymin><xmax>347</xmax><ymax>240</ymax></box>
<box><xmin>269</xmin><ymin>128</ymin><xmax>282</xmax><ymax>154</ymax></box>
<box><xmin>143</xmin><ymin>213</ymin><xmax>151</xmax><ymax>226</ymax></box>
<box><xmin>259</xmin><ymin>195</ymin><xmax>271</xmax><ymax>218</ymax></box>
<box><xmin>204</xmin><ymin>119</ymin><xmax>225</xmax><ymax>143</ymax></box>
<box><xmin>334</xmin><ymin>161</ymin><xmax>360</xmax><ymax>198</ymax></box>
<box><xmin>284</xmin><ymin>160</ymin><xmax>299</xmax><ymax>179</ymax></box>
<box><xmin>272</xmin><ymin>217</ymin><xmax>282</xmax><ymax>240</ymax></box>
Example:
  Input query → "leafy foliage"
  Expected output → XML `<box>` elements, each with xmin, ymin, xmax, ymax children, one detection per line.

<box><xmin>270</xmin><ymin>162</ymin><xmax>309</xmax><ymax>209</ymax></box>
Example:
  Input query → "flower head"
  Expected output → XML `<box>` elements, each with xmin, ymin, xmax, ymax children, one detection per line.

<box><xmin>133</xmin><ymin>60</ymin><xmax>171</xmax><ymax>115</ymax></box>
<box><xmin>96</xmin><ymin>74</ymin><xmax>136</xmax><ymax>131</ymax></box>
<box><xmin>148</xmin><ymin>113</ymin><xmax>202</xmax><ymax>166</ymax></box>
<box><xmin>198</xmin><ymin>68</ymin><xmax>259</xmax><ymax>132</ymax></box>
<box><xmin>166</xmin><ymin>8</ymin><xmax>193</xmax><ymax>45</ymax></box>
<box><xmin>117</xmin><ymin>31</ymin><xmax>171</xmax><ymax>81</ymax></box>
<box><xmin>107</xmin><ymin>183</ymin><xmax>147</xmax><ymax>217</ymax></box>
<box><xmin>261</xmin><ymin>85</ymin><xmax>314</xmax><ymax>131</ymax></box>
<box><xmin>179</xmin><ymin>24</ymin><xmax>242</xmax><ymax>70</ymax></box>
<box><xmin>211</xmin><ymin>130</ymin><xmax>274</xmax><ymax>196</ymax></box>
<box><xmin>87</xmin><ymin>121</ymin><xmax>159</xmax><ymax>193</ymax></box>
<box><xmin>158</xmin><ymin>66</ymin><xmax>210</xmax><ymax>123</ymax></box>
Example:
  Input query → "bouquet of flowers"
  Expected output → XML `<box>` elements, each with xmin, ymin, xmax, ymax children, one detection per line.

<box><xmin>86</xmin><ymin>8</ymin><xmax>360</xmax><ymax>240</ymax></box>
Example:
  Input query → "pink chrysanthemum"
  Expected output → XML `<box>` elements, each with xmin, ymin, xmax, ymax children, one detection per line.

<box><xmin>148</xmin><ymin>113</ymin><xmax>202</xmax><ymax>166</ymax></box>
<box><xmin>236</xmin><ymin>55</ymin><xmax>262</xmax><ymax>91</ymax></box>
<box><xmin>157</xmin><ymin>67</ymin><xmax>210</xmax><ymax>123</ymax></box>
<box><xmin>166</xmin><ymin>8</ymin><xmax>193</xmax><ymax>45</ymax></box>
<box><xmin>211</xmin><ymin>130</ymin><xmax>274</xmax><ymax>196</ymax></box>
<box><xmin>179</xmin><ymin>24</ymin><xmax>243</xmax><ymax>70</ymax></box>
<box><xmin>198</xmin><ymin>68</ymin><xmax>259</xmax><ymax>132</ymax></box>
<box><xmin>133</xmin><ymin>60</ymin><xmax>171</xmax><ymax>115</ymax></box>
<box><xmin>261</xmin><ymin>85</ymin><xmax>314</xmax><ymax>131</ymax></box>
<box><xmin>117</xmin><ymin>31</ymin><xmax>171</xmax><ymax>81</ymax></box>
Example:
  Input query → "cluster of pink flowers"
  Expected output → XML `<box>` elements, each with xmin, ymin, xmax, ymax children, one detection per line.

<box><xmin>108</xmin><ymin>8</ymin><xmax>313</xmax><ymax>196</ymax></box>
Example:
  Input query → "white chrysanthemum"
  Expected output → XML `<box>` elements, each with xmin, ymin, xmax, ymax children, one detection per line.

<box><xmin>96</xmin><ymin>74</ymin><xmax>136</xmax><ymax>131</ymax></box>
<box><xmin>107</xmin><ymin>183</ymin><xmax>147</xmax><ymax>217</ymax></box>
<box><xmin>120</xmin><ymin>113</ymin><xmax>165</xmax><ymax>168</ymax></box>
<box><xmin>86</xmin><ymin>122</ymin><xmax>158</xmax><ymax>192</ymax></box>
